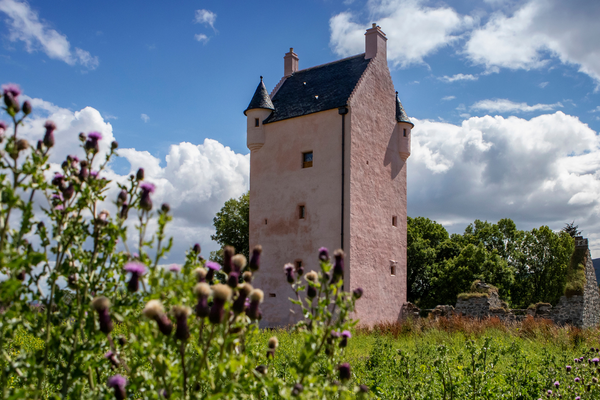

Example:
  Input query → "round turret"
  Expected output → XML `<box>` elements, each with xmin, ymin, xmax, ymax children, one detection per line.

<box><xmin>396</xmin><ymin>92</ymin><xmax>413</xmax><ymax>161</ymax></box>
<box><xmin>245</xmin><ymin>77</ymin><xmax>275</xmax><ymax>151</ymax></box>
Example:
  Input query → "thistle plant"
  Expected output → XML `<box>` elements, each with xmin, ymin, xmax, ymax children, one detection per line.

<box><xmin>0</xmin><ymin>83</ymin><xmax>368</xmax><ymax>399</ymax></box>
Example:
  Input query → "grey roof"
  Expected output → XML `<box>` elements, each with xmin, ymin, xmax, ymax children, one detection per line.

<box><xmin>244</xmin><ymin>77</ymin><xmax>275</xmax><ymax>115</ymax></box>
<box><xmin>396</xmin><ymin>92</ymin><xmax>413</xmax><ymax>126</ymax></box>
<box><xmin>263</xmin><ymin>54</ymin><xmax>371</xmax><ymax>124</ymax></box>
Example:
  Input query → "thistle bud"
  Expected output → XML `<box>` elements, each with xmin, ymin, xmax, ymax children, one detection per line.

<box><xmin>119</xmin><ymin>203</ymin><xmax>129</xmax><ymax>219</ymax></box>
<box><xmin>22</xmin><ymin>100</ymin><xmax>32</xmax><ymax>115</ymax></box>
<box><xmin>284</xmin><ymin>263</ymin><xmax>294</xmax><ymax>284</ymax></box>
<box><xmin>209</xmin><ymin>284</ymin><xmax>232</xmax><ymax>324</ymax></box>
<box><xmin>16</xmin><ymin>139</ymin><xmax>29</xmax><ymax>151</ymax></box>
<box><xmin>91</xmin><ymin>296</ymin><xmax>113</xmax><ymax>334</ymax></box>
<box><xmin>247</xmin><ymin>289</ymin><xmax>264</xmax><ymax>320</ymax></box>
<box><xmin>111</xmin><ymin>141</ymin><xmax>118</xmax><ymax>150</ymax></box>
<box><xmin>4</xmin><ymin>92</ymin><xmax>19</xmax><ymax>113</ymax></box>
<box><xmin>195</xmin><ymin>267</ymin><xmax>207</xmax><ymax>283</ymax></box>
<box><xmin>172</xmin><ymin>306</ymin><xmax>192</xmax><ymax>341</ymax></box>
<box><xmin>62</xmin><ymin>183</ymin><xmax>74</xmax><ymax>200</ymax></box>
<box><xmin>242</xmin><ymin>271</ymin><xmax>253</xmax><ymax>283</ymax></box>
<box><xmin>192</xmin><ymin>243</ymin><xmax>201</xmax><ymax>254</ymax></box>
<box><xmin>117</xmin><ymin>189</ymin><xmax>127</xmax><ymax>204</ymax></box>
<box><xmin>205</xmin><ymin>261</ymin><xmax>220</xmax><ymax>282</ymax></box>
<box><xmin>194</xmin><ymin>282</ymin><xmax>211</xmax><ymax>318</ymax></box>
<box><xmin>139</xmin><ymin>182</ymin><xmax>155</xmax><ymax>211</ymax></box>
<box><xmin>318</xmin><ymin>247</ymin><xmax>329</xmax><ymax>262</ymax></box>
<box><xmin>232</xmin><ymin>283</ymin><xmax>253</xmax><ymax>314</ymax></box>
<box><xmin>353</xmin><ymin>287</ymin><xmax>364</xmax><ymax>299</ymax></box>
<box><xmin>124</xmin><ymin>262</ymin><xmax>146</xmax><ymax>292</ymax></box>
<box><xmin>340</xmin><ymin>330</ymin><xmax>351</xmax><ymax>348</ymax></box>
<box><xmin>227</xmin><ymin>271</ymin><xmax>240</xmax><ymax>288</ymax></box>
<box><xmin>222</xmin><ymin>246</ymin><xmax>234</xmax><ymax>274</ymax></box>
<box><xmin>142</xmin><ymin>300</ymin><xmax>172</xmax><ymax>336</ymax></box>
<box><xmin>161</xmin><ymin>203</ymin><xmax>170</xmax><ymax>213</ymax></box>
<box><xmin>292</xmin><ymin>383</ymin><xmax>303</xmax><ymax>397</ymax></box>
<box><xmin>136</xmin><ymin>168</ymin><xmax>144</xmax><ymax>181</ymax></box>
<box><xmin>79</xmin><ymin>166</ymin><xmax>89</xmax><ymax>181</ymax></box>
<box><xmin>78</xmin><ymin>132</ymin><xmax>86</xmax><ymax>141</ymax></box>
<box><xmin>107</xmin><ymin>374</ymin><xmax>127</xmax><ymax>400</ymax></box>
<box><xmin>331</xmin><ymin>249</ymin><xmax>344</xmax><ymax>283</ymax></box>
<box><xmin>232</xmin><ymin>254</ymin><xmax>247</xmax><ymax>272</ymax></box>
<box><xmin>338</xmin><ymin>363</ymin><xmax>351</xmax><ymax>381</ymax></box>
<box><xmin>249</xmin><ymin>245</ymin><xmax>262</xmax><ymax>271</ymax></box>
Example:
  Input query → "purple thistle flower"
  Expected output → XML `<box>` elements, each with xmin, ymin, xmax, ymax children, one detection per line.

<box><xmin>593</xmin><ymin>358</ymin><xmax>599</xmax><ymax>366</ymax></box>
<box><xmin>566</xmin><ymin>365</ymin><xmax>572</xmax><ymax>372</ymax></box>
<box><xmin>85</xmin><ymin>132</ymin><xmax>101</xmax><ymax>153</ymax></box>
<box><xmin>285</xmin><ymin>263</ymin><xmax>294</xmax><ymax>284</ymax></box>
<box><xmin>342</xmin><ymin>330</ymin><xmax>352</xmax><ymax>338</ymax></box>
<box><xmin>554</xmin><ymin>381</ymin><xmax>559</xmax><ymax>388</ymax></box>
<box><xmin>92</xmin><ymin>297</ymin><xmax>113</xmax><ymax>334</ymax></box>
<box><xmin>222</xmin><ymin>246</ymin><xmax>234</xmax><ymax>274</ymax></box>
<box><xmin>172</xmin><ymin>306</ymin><xmax>191</xmax><ymax>341</ymax></box>
<box><xmin>205</xmin><ymin>261</ymin><xmax>221</xmax><ymax>282</ymax></box>
<box><xmin>249</xmin><ymin>245</ymin><xmax>262</xmax><ymax>271</ymax></box>
<box><xmin>331</xmin><ymin>249</ymin><xmax>344</xmax><ymax>283</ymax></box>
<box><xmin>62</xmin><ymin>183</ymin><xmax>74</xmax><ymax>200</ymax></box>
<box><xmin>90</xmin><ymin>170</ymin><xmax>99</xmax><ymax>179</ymax></box>
<box><xmin>195</xmin><ymin>283</ymin><xmax>211</xmax><ymax>318</ymax></box>
<box><xmin>338</xmin><ymin>363</ymin><xmax>351</xmax><ymax>381</ymax></box>
<box><xmin>2</xmin><ymin>83</ymin><xmax>21</xmax><ymax>98</ymax></box>
<box><xmin>79</xmin><ymin>166</ymin><xmax>89</xmax><ymax>181</ymax></box>
<box><xmin>140</xmin><ymin>182</ymin><xmax>155</xmax><ymax>193</ymax></box>
<box><xmin>42</xmin><ymin>121</ymin><xmax>57</xmax><ymax>148</ymax></box>
<box><xmin>169</xmin><ymin>264</ymin><xmax>181</xmax><ymax>273</ymax></box>
<box><xmin>576</xmin><ymin>397</ymin><xmax>581</xmax><ymax>400</ymax></box>
<box><xmin>318</xmin><ymin>247</ymin><xmax>329</xmax><ymax>261</ymax></box>
<box><xmin>227</xmin><ymin>271</ymin><xmax>240</xmax><ymax>288</ymax></box>
<box><xmin>247</xmin><ymin>289</ymin><xmax>264</xmax><ymax>320</ymax></box>
<box><xmin>88</xmin><ymin>131</ymin><xmax>102</xmax><ymax>140</ymax></box>
<box><xmin>117</xmin><ymin>189</ymin><xmax>127</xmax><ymax>204</ymax></box>
<box><xmin>52</xmin><ymin>173</ymin><xmax>64</xmax><ymax>187</ymax></box>
<box><xmin>119</xmin><ymin>203</ymin><xmax>129</xmax><ymax>219</ymax></box>
<box><xmin>3</xmin><ymin>91</ymin><xmax>19</xmax><ymax>112</ymax></box>
<box><xmin>124</xmin><ymin>262</ymin><xmax>146</xmax><ymax>292</ymax></box>
<box><xmin>104</xmin><ymin>351</ymin><xmax>120</xmax><ymax>368</ymax></box>
<box><xmin>547</xmin><ymin>389</ymin><xmax>551</xmax><ymax>395</ymax></box>
<box><xmin>232</xmin><ymin>283</ymin><xmax>252</xmax><ymax>314</ymax></box>
<box><xmin>140</xmin><ymin>182</ymin><xmax>155</xmax><ymax>211</ymax></box>
<box><xmin>192</xmin><ymin>243</ymin><xmax>201</xmax><ymax>254</ymax></box>
<box><xmin>209</xmin><ymin>284</ymin><xmax>232</xmax><ymax>324</ymax></box>
<box><xmin>575</xmin><ymin>377</ymin><xmax>580</xmax><ymax>382</ymax></box>
<box><xmin>340</xmin><ymin>330</ymin><xmax>351</xmax><ymax>348</ymax></box>
<box><xmin>54</xmin><ymin>204</ymin><xmax>64</xmax><ymax>211</ymax></box>
<box><xmin>107</xmin><ymin>374</ymin><xmax>126</xmax><ymax>400</ymax></box>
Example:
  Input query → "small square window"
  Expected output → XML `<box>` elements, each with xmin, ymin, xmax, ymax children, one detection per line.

<box><xmin>403</xmin><ymin>128</ymin><xmax>407</xmax><ymax>137</ymax></box>
<box><xmin>391</xmin><ymin>265</ymin><xmax>396</xmax><ymax>276</ymax></box>
<box><xmin>265</xmin><ymin>219</ymin><xmax>268</xmax><ymax>225</ymax></box>
<box><xmin>302</xmin><ymin>152</ymin><xmax>313</xmax><ymax>168</ymax></box>
<box><xmin>299</xmin><ymin>205</ymin><xmax>306</xmax><ymax>219</ymax></box>
<box><xmin>255</xmin><ymin>118</ymin><xmax>259</xmax><ymax>127</ymax></box>
<box><xmin>269</xmin><ymin>293</ymin><xmax>276</xmax><ymax>298</ymax></box>
<box><xmin>392</xmin><ymin>216</ymin><xmax>397</xmax><ymax>226</ymax></box>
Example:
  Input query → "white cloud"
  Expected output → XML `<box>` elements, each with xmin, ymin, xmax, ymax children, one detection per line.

<box><xmin>471</xmin><ymin>98</ymin><xmax>563</xmax><ymax>113</ymax></box>
<box><xmin>408</xmin><ymin>111</ymin><xmax>600</xmax><ymax>253</ymax></box>
<box><xmin>141</xmin><ymin>113</ymin><xmax>149</xmax><ymax>123</ymax></box>
<box><xmin>590</xmin><ymin>106</ymin><xmax>600</xmax><ymax>113</ymax></box>
<box><xmin>0</xmin><ymin>0</ymin><xmax>98</xmax><ymax>69</ymax></box>
<box><xmin>194</xmin><ymin>34</ymin><xmax>209</xmax><ymax>44</ymax></box>
<box><xmin>442</xmin><ymin>96</ymin><xmax>456</xmax><ymax>101</ymax></box>
<box><xmin>10</xmin><ymin>97</ymin><xmax>249</xmax><ymax>262</ymax></box>
<box><xmin>539</xmin><ymin>81</ymin><xmax>549</xmax><ymax>88</ymax></box>
<box><xmin>329</xmin><ymin>0</ymin><xmax>473</xmax><ymax>68</ymax></box>
<box><xmin>195</xmin><ymin>9</ymin><xmax>216</xmax><ymax>29</ymax></box>
<box><xmin>464</xmin><ymin>0</ymin><xmax>600</xmax><ymax>86</ymax></box>
<box><xmin>438</xmin><ymin>73</ymin><xmax>478</xmax><ymax>83</ymax></box>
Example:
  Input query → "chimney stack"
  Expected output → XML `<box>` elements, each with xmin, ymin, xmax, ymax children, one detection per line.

<box><xmin>284</xmin><ymin>48</ymin><xmax>299</xmax><ymax>77</ymax></box>
<box><xmin>365</xmin><ymin>23</ymin><xmax>387</xmax><ymax>60</ymax></box>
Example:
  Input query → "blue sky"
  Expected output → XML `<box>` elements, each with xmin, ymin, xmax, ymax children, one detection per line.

<box><xmin>1</xmin><ymin>0</ymin><xmax>600</xmax><ymax>258</ymax></box>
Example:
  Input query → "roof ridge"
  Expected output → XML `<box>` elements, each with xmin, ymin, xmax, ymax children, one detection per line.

<box><xmin>293</xmin><ymin>53</ymin><xmax>366</xmax><ymax>75</ymax></box>
<box><xmin>347</xmin><ymin>57</ymin><xmax>373</xmax><ymax>105</ymax></box>
<box><xmin>270</xmin><ymin>76</ymin><xmax>287</xmax><ymax>98</ymax></box>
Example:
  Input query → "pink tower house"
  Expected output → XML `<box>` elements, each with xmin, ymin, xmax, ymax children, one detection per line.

<box><xmin>244</xmin><ymin>24</ymin><xmax>413</xmax><ymax>327</ymax></box>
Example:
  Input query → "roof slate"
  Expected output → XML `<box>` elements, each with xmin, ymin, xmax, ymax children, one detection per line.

<box><xmin>244</xmin><ymin>77</ymin><xmax>275</xmax><ymax>115</ymax></box>
<box><xmin>396</xmin><ymin>92</ymin><xmax>413</xmax><ymax>126</ymax></box>
<box><xmin>263</xmin><ymin>54</ymin><xmax>371</xmax><ymax>124</ymax></box>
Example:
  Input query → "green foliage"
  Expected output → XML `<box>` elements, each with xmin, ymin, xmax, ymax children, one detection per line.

<box><xmin>564</xmin><ymin>247</ymin><xmax>587</xmax><ymax>296</ymax></box>
<box><xmin>0</xmin><ymin>91</ymin><xmax>365</xmax><ymax>399</ymax></box>
<box><xmin>457</xmin><ymin>292</ymin><xmax>489</xmax><ymax>300</ymax></box>
<box><xmin>210</xmin><ymin>191</ymin><xmax>249</xmax><ymax>262</ymax></box>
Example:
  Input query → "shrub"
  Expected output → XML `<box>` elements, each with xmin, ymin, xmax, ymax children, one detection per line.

<box><xmin>457</xmin><ymin>292</ymin><xmax>489</xmax><ymax>300</ymax></box>
<box><xmin>565</xmin><ymin>247</ymin><xmax>587</xmax><ymax>297</ymax></box>
<box><xmin>0</xmin><ymin>85</ymin><xmax>367</xmax><ymax>399</ymax></box>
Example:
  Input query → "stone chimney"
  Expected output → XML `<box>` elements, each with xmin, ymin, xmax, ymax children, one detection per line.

<box><xmin>284</xmin><ymin>48</ymin><xmax>299</xmax><ymax>77</ymax></box>
<box><xmin>365</xmin><ymin>23</ymin><xmax>387</xmax><ymax>60</ymax></box>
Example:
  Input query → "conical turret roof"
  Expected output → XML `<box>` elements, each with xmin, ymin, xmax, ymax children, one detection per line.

<box><xmin>244</xmin><ymin>77</ymin><xmax>275</xmax><ymax>115</ymax></box>
<box><xmin>396</xmin><ymin>92</ymin><xmax>413</xmax><ymax>127</ymax></box>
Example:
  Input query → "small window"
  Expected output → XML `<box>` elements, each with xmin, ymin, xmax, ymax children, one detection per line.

<box><xmin>269</xmin><ymin>293</ymin><xmax>276</xmax><ymax>298</ymax></box>
<box><xmin>255</xmin><ymin>118</ymin><xmax>259</xmax><ymax>127</ymax></box>
<box><xmin>391</xmin><ymin>265</ymin><xmax>396</xmax><ymax>276</ymax></box>
<box><xmin>392</xmin><ymin>216</ymin><xmax>397</xmax><ymax>226</ymax></box>
<box><xmin>265</xmin><ymin>219</ymin><xmax>268</xmax><ymax>225</ymax></box>
<box><xmin>302</xmin><ymin>152</ymin><xmax>313</xmax><ymax>168</ymax></box>
<box><xmin>403</xmin><ymin>128</ymin><xmax>407</xmax><ymax>137</ymax></box>
<box><xmin>299</xmin><ymin>205</ymin><xmax>306</xmax><ymax>219</ymax></box>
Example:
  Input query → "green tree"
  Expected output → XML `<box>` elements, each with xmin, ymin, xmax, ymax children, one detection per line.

<box><xmin>210</xmin><ymin>191</ymin><xmax>249</xmax><ymax>262</ymax></box>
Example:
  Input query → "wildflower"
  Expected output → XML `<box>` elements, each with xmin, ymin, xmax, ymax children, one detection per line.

<box><xmin>340</xmin><ymin>330</ymin><xmax>351</xmax><ymax>348</ymax></box>
<box><xmin>119</xmin><ymin>203</ymin><xmax>129</xmax><ymax>219</ymax></box>
<box><xmin>79</xmin><ymin>165</ymin><xmax>89</xmax><ymax>181</ymax></box>
<box><xmin>593</xmin><ymin>358</ymin><xmax>599</xmax><ymax>366</ymax></box>
<box><xmin>85</xmin><ymin>131</ymin><xmax>102</xmax><ymax>153</ymax></box>
<box><xmin>111</xmin><ymin>140</ymin><xmax>118</xmax><ymax>150</ymax></box>
<box><xmin>136</xmin><ymin>167</ymin><xmax>144</xmax><ymax>180</ymax></box>
<box><xmin>123</xmin><ymin>262</ymin><xmax>146</xmax><ymax>292</ymax></box>
<box><xmin>209</xmin><ymin>284</ymin><xmax>232</xmax><ymax>324</ymax></box>
<box><xmin>566</xmin><ymin>365</ymin><xmax>572</xmax><ymax>372</ymax></box>
<box><xmin>54</xmin><ymin>204</ymin><xmax>64</xmax><ymax>211</ymax></box>
<box><xmin>227</xmin><ymin>271</ymin><xmax>239</xmax><ymax>288</ymax></box>
<box><xmin>331</xmin><ymin>249</ymin><xmax>344</xmax><ymax>283</ymax></box>
<box><xmin>554</xmin><ymin>381</ymin><xmax>559</xmax><ymax>388</ymax></box>
<box><xmin>242</xmin><ymin>271</ymin><xmax>253</xmax><ymax>283</ymax></box>
<box><xmin>575</xmin><ymin>377</ymin><xmax>580</xmax><ymax>383</ymax></box>
<box><xmin>247</xmin><ymin>289</ymin><xmax>264</xmax><ymax>320</ymax></box>
<box><xmin>79</xmin><ymin>132</ymin><xmax>86</xmax><ymax>141</ymax></box>
<box><xmin>232</xmin><ymin>283</ymin><xmax>252</xmax><ymax>314</ymax></box>
<box><xmin>338</xmin><ymin>363</ymin><xmax>351</xmax><ymax>381</ymax></box>
<box><xmin>161</xmin><ymin>203</ymin><xmax>170</xmax><ymax>213</ymax></box>
<box><xmin>547</xmin><ymin>389</ymin><xmax>551</xmax><ymax>395</ymax></box>
<box><xmin>284</xmin><ymin>263</ymin><xmax>294</xmax><ymax>284</ymax></box>
<box><xmin>105</xmin><ymin>351</ymin><xmax>120</xmax><ymax>368</ymax></box>
<box><xmin>249</xmin><ymin>245</ymin><xmax>262</xmax><ymax>271</ymax></box>
<box><xmin>172</xmin><ymin>305</ymin><xmax>192</xmax><ymax>341</ymax></box>
<box><xmin>353</xmin><ymin>287</ymin><xmax>364</xmax><ymax>299</ymax></box>
<box><xmin>295</xmin><ymin>261</ymin><xmax>304</xmax><ymax>276</ymax></box>
<box><xmin>22</xmin><ymin>100</ymin><xmax>31</xmax><ymax>115</ymax></box>
<box><xmin>140</xmin><ymin>182</ymin><xmax>155</xmax><ymax>211</ymax></box>
<box><xmin>192</xmin><ymin>243</ymin><xmax>201</xmax><ymax>254</ymax></box>
<box><xmin>107</xmin><ymin>374</ymin><xmax>126</xmax><ymax>400</ymax></box>
<box><xmin>91</xmin><ymin>296</ymin><xmax>113</xmax><ymax>334</ymax></box>
<box><xmin>291</xmin><ymin>383</ymin><xmax>303</xmax><ymax>396</ymax></box>
<box><xmin>305</xmin><ymin>271</ymin><xmax>318</xmax><ymax>298</ymax></box>
<box><xmin>318</xmin><ymin>247</ymin><xmax>329</xmax><ymax>261</ymax></box>
<box><xmin>205</xmin><ymin>261</ymin><xmax>220</xmax><ymax>282</ymax></box>
<box><xmin>43</xmin><ymin>121</ymin><xmax>56</xmax><ymax>148</ymax></box>
<box><xmin>359</xmin><ymin>384</ymin><xmax>369</xmax><ymax>393</ymax></box>
<box><xmin>232</xmin><ymin>254</ymin><xmax>247</xmax><ymax>272</ymax></box>
<box><xmin>15</xmin><ymin>138</ymin><xmax>29</xmax><ymax>152</ymax></box>
<box><xmin>117</xmin><ymin>189</ymin><xmax>127</xmax><ymax>204</ymax></box>
<box><xmin>2</xmin><ymin>83</ymin><xmax>21</xmax><ymax>98</ymax></box>
<box><xmin>143</xmin><ymin>300</ymin><xmax>172</xmax><ymax>336</ymax></box>
<box><xmin>195</xmin><ymin>267</ymin><xmax>207</xmax><ymax>282</ymax></box>
<box><xmin>62</xmin><ymin>183</ymin><xmax>74</xmax><ymax>200</ymax></box>
<box><xmin>194</xmin><ymin>283</ymin><xmax>211</xmax><ymax>318</ymax></box>
<box><xmin>169</xmin><ymin>264</ymin><xmax>181</xmax><ymax>273</ymax></box>
<box><xmin>3</xmin><ymin>91</ymin><xmax>19</xmax><ymax>113</ymax></box>
<box><xmin>267</xmin><ymin>336</ymin><xmax>278</xmax><ymax>358</ymax></box>
<box><xmin>222</xmin><ymin>246</ymin><xmax>235</xmax><ymax>274</ymax></box>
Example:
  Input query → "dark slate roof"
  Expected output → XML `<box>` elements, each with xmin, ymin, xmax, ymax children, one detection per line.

<box><xmin>244</xmin><ymin>77</ymin><xmax>275</xmax><ymax>115</ymax></box>
<box><xmin>263</xmin><ymin>54</ymin><xmax>371</xmax><ymax>124</ymax></box>
<box><xmin>396</xmin><ymin>92</ymin><xmax>413</xmax><ymax>126</ymax></box>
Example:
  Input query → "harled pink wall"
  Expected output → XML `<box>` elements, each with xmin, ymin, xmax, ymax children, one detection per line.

<box><xmin>347</xmin><ymin>54</ymin><xmax>408</xmax><ymax>326</ymax></box>
<box><xmin>249</xmin><ymin>109</ymin><xmax>348</xmax><ymax>327</ymax></box>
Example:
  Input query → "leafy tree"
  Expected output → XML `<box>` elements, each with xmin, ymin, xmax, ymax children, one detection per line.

<box><xmin>210</xmin><ymin>191</ymin><xmax>249</xmax><ymax>262</ymax></box>
<box><xmin>561</xmin><ymin>221</ymin><xmax>581</xmax><ymax>238</ymax></box>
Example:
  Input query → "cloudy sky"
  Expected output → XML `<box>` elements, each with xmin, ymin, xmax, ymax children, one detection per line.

<box><xmin>1</xmin><ymin>0</ymin><xmax>599</xmax><ymax>259</ymax></box>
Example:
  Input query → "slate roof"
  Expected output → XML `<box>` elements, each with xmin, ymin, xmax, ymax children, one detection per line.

<box><xmin>263</xmin><ymin>54</ymin><xmax>371</xmax><ymax>124</ymax></box>
<box><xmin>396</xmin><ymin>92</ymin><xmax>413</xmax><ymax>126</ymax></box>
<box><xmin>244</xmin><ymin>77</ymin><xmax>275</xmax><ymax>115</ymax></box>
